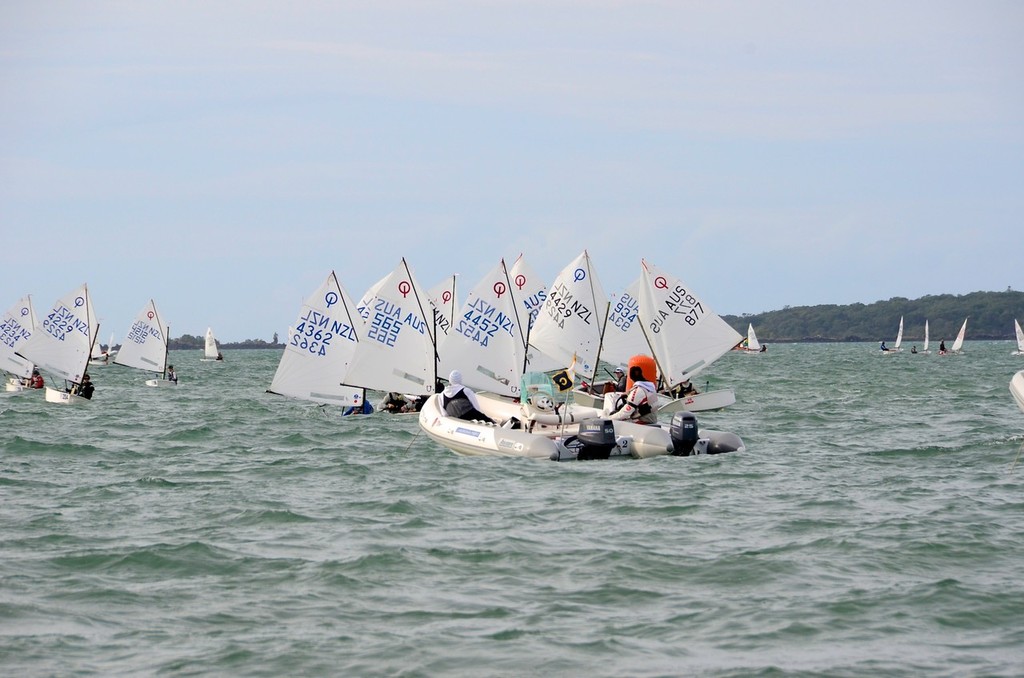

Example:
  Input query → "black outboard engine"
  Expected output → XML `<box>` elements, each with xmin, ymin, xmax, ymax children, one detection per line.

<box><xmin>670</xmin><ymin>411</ymin><xmax>699</xmax><ymax>456</ymax></box>
<box><xmin>575</xmin><ymin>418</ymin><xmax>618</xmax><ymax>460</ymax></box>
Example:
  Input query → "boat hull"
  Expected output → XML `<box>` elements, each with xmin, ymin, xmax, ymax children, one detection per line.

<box><xmin>571</xmin><ymin>387</ymin><xmax>736</xmax><ymax>414</ymax></box>
<box><xmin>44</xmin><ymin>387</ymin><xmax>90</xmax><ymax>404</ymax></box>
<box><xmin>418</xmin><ymin>394</ymin><xmax>557</xmax><ymax>458</ymax></box>
<box><xmin>145</xmin><ymin>378</ymin><xmax>177</xmax><ymax>387</ymax></box>
<box><xmin>1011</xmin><ymin>370</ymin><xmax>1024</xmax><ymax>415</ymax></box>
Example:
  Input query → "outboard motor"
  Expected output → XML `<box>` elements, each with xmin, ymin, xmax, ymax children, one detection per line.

<box><xmin>669</xmin><ymin>411</ymin><xmax>699</xmax><ymax>456</ymax></box>
<box><xmin>575</xmin><ymin>418</ymin><xmax>618</xmax><ymax>460</ymax></box>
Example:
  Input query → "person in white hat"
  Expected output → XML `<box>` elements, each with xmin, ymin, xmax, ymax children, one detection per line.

<box><xmin>441</xmin><ymin>370</ymin><xmax>495</xmax><ymax>423</ymax></box>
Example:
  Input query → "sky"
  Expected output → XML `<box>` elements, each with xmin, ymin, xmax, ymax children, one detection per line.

<box><xmin>2</xmin><ymin>1</ymin><xmax>1022</xmax><ymax>342</ymax></box>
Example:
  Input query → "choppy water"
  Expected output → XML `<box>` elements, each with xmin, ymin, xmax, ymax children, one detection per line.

<box><xmin>2</xmin><ymin>343</ymin><xmax>1023</xmax><ymax>677</ymax></box>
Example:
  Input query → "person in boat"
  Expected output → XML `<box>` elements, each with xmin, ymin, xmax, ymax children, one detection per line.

<box><xmin>441</xmin><ymin>370</ymin><xmax>495</xmax><ymax>423</ymax></box>
<box><xmin>671</xmin><ymin>379</ymin><xmax>699</xmax><ymax>398</ymax></box>
<box><xmin>382</xmin><ymin>391</ymin><xmax>412</xmax><ymax>413</ymax></box>
<box><xmin>23</xmin><ymin>369</ymin><xmax>44</xmax><ymax>389</ymax></box>
<box><xmin>167</xmin><ymin>365</ymin><xmax>178</xmax><ymax>384</ymax></box>
<box><xmin>879</xmin><ymin>340</ymin><xmax>889</xmax><ymax>352</ymax></box>
<box><xmin>342</xmin><ymin>400</ymin><xmax>373</xmax><ymax>415</ymax></box>
<box><xmin>613</xmin><ymin>367</ymin><xmax>627</xmax><ymax>392</ymax></box>
<box><xmin>911</xmin><ymin>346</ymin><xmax>917</xmax><ymax>354</ymax></box>
<box><xmin>759</xmin><ymin>344</ymin><xmax>767</xmax><ymax>353</ymax></box>
<box><xmin>939</xmin><ymin>340</ymin><xmax>946</xmax><ymax>354</ymax></box>
<box><xmin>70</xmin><ymin>374</ymin><xmax>94</xmax><ymax>399</ymax></box>
<box><xmin>609</xmin><ymin>365</ymin><xmax>659</xmax><ymax>425</ymax></box>
<box><xmin>216</xmin><ymin>352</ymin><xmax>224</xmax><ymax>361</ymax></box>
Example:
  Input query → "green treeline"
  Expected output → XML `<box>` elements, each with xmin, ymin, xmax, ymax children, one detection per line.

<box><xmin>722</xmin><ymin>289</ymin><xmax>1023</xmax><ymax>343</ymax></box>
<box><xmin>167</xmin><ymin>333</ymin><xmax>284</xmax><ymax>351</ymax></box>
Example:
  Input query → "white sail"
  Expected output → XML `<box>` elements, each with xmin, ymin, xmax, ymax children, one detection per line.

<box><xmin>438</xmin><ymin>259</ymin><xmax>527</xmax><ymax>399</ymax></box>
<box><xmin>894</xmin><ymin>316</ymin><xmax>904</xmax><ymax>350</ymax></box>
<box><xmin>427</xmin><ymin>275</ymin><xmax>459</xmax><ymax>341</ymax></box>
<box><xmin>269</xmin><ymin>271</ymin><xmax>364</xmax><ymax>405</ymax></box>
<box><xmin>527</xmin><ymin>250</ymin><xmax>608</xmax><ymax>381</ymax></box>
<box><xmin>355</xmin><ymin>273</ymin><xmax>389</xmax><ymax>323</ymax></box>
<box><xmin>342</xmin><ymin>258</ymin><xmax>438</xmax><ymax>395</ymax></box>
<box><xmin>746</xmin><ymin>323</ymin><xmax>762</xmax><ymax>352</ymax></box>
<box><xmin>1</xmin><ymin>294</ymin><xmax>37</xmax><ymax>378</ymax></box>
<box><xmin>204</xmin><ymin>327</ymin><xmax>219</xmax><ymax>359</ymax></box>
<box><xmin>923</xmin><ymin>320</ymin><xmax>930</xmax><ymax>353</ymax></box>
<box><xmin>950</xmin><ymin>317</ymin><xmax>968</xmax><ymax>353</ymax></box>
<box><xmin>1013</xmin><ymin>319</ymin><xmax>1024</xmax><ymax>355</ymax></box>
<box><xmin>17</xmin><ymin>282</ymin><xmax>97</xmax><ymax>384</ymax></box>
<box><xmin>600</xmin><ymin>279</ymin><xmax>646</xmax><ymax>368</ymax></box>
<box><xmin>113</xmin><ymin>300</ymin><xmax>168</xmax><ymax>375</ymax></box>
<box><xmin>638</xmin><ymin>260</ymin><xmax>743</xmax><ymax>388</ymax></box>
<box><xmin>508</xmin><ymin>254</ymin><xmax>561</xmax><ymax>373</ymax></box>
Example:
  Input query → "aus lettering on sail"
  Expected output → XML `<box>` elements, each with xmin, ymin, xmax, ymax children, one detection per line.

<box><xmin>366</xmin><ymin>299</ymin><xmax>427</xmax><ymax>347</ymax></box>
<box><xmin>292</xmin><ymin>307</ymin><xmax>357</xmax><ymax>357</ymax></box>
<box><xmin>649</xmin><ymin>285</ymin><xmax>705</xmax><ymax>333</ymax></box>
<box><xmin>42</xmin><ymin>305</ymin><xmax>89</xmax><ymax>342</ymax></box>
<box><xmin>125</xmin><ymin>320</ymin><xmax>162</xmax><ymax>345</ymax></box>
<box><xmin>543</xmin><ymin>282</ymin><xmax>594</xmax><ymax>329</ymax></box>
<box><xmin>521</xmin><ymin>290</ymin><xmax>546</xmax><ymax>329</ymax></box>
<box><xmin>455</xmin><ymin>297</ymin><xmax>516</xmax><ymax>348</ymax></box>
<box><xmin>609</xmin><ymin>292</ymin><xmax>638</xmax><ymax>331</ymax></box>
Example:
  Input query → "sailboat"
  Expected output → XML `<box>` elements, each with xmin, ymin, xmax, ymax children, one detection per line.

<box><xmin>734</xmin><ymin>323</ymin><xmax>763</xmax><ymax>353</ymax></box>
<box><xmin>882</xmin><ymin>316</ymin><xmax>904</xmax><ymax>354</ymax></box>
<box><xmin>200</xmin><ymin>327</ymin><xmax>222</xmax><ymax>361</ymax></box>
<box><xmin>343</xmin><ymin>258</ymin><xmax>438</xmax><ymax>398</ymax></box>
<box><xmin>918</xmin><ymin>320</ymin><xmax>931</xmax><ymax>355</ymax></box>
<box><xmin>2</xmin><ymin>295</ymin><xmax>38</xmax><ymax>392</ymax></box>
<box><xmin>527</xmin><ymin>250</ymin><xmax>608</xmax><ymax>388</ymax></box>
<box><xmin>113</xmin><ymin>300</ymin><xmax>174</xmax><ymax>386</ymax></box>
<box><xmin>90</xmin><ymin>332</ymin><xmax>116</xmax><ymax>365</ymax></box>
<box><xmin>16</xmin><ymin>282</ymin><xmax>99</xmax><ymax>404</ymax></box>
<box><xmin>944</xmin><ymin>317</ymin><xmax>968</xmax><ymax>355</ymax></box>
<box><xmin>267</xmin><ymin>271</ymin><xmax>364</xmax><ymax>406</ymax></box>
<box><xmin>1012</xmin><ymin>319</ymin><xmax>1024</xmax><ymax>356</ymax></box>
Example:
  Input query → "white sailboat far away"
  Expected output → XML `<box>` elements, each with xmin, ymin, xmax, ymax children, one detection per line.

<box><xmin>16</xmin><ymin>282</ymin><xmax>99</xmax><ymax>404</ymax></box>
<box><xmin>267</xmin><ymin>271</ymin><xmax>364</xmax><ymax>407</ymax></box>
<box><xmin>917</xmin><ymin>319</ymin><xmax>931</xmax><ymax>355</ymax></box>
<box><xmin>201</xmin><ymin>327</ymin><xmax>223</xmax><ymax>361</ymax></box>
<box><xmin>637</xmin><ymin>259</ymin><xmax>743</xmax><ymax>413</ymax></box>
<box><xmin>1012</xmin><ymin>319</ymin><xmax>1024</xmax><ymax>356</ymax></box>
<box><xmin>734</xmin><ymin>323</ymin><xmax>764</xmax><ymax>353</ymax></box>
<box><xmin>2</xmin><ymin>294</ymin><xmax>38</xmax><ymax>392</ymax></box>
<box><xmin>113</xmin><ymin>299</ymin><xmax>174</xmax><ymax>387</ymax></box>
<box><xmin>943</xmin><ymin>317</ymin><xmax>968</xmax><ymax>355</ymax></box>
<box><xmin>882</xmin><ymin>316</ymin><xmax>904</xmax><ymax>354</ymax></box>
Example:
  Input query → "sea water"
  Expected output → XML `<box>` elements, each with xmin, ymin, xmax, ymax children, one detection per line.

<box><xmin>2</xmin><ymin>344</ymin><xmax>1022</xmax><ymax>677</ymax></box>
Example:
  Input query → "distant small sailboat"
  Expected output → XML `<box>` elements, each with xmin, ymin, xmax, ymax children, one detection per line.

<box><xmin>942</xmin><ymin>318</ymin><xmax>968</xmax><ymax>356</ymax></box>
<box><xmin>1012</xmin><ymin>319</ymin><xmax>1024</xmax><ymax>356</ymax></box>
<box><xmin>114</xmin><ymin>300</ymin><xmax>175</xmax><ymax>386</ymax></box>
<box><xmin>735</xmin><ymin>323</ymin><xmax>763</xmax><ymax>353</ymax></box>
<box><xmin>201</xmin><ymin>327</ymin><xmax>223</xmax><ymax>362</ymax></box>
<box><xmin>883</xmin><ymin>316</ymin><xmax>904</xmax><ymax>354</ymax></box>
<box><xmin>919</xmin><ymin>319</ymin><xmax>931</xmax><ymax>355</ymax></box>
<box><xmin>1012</xmin><ymin>370</ymin><xmax>1024</xmax><ymax>414</ymax></box>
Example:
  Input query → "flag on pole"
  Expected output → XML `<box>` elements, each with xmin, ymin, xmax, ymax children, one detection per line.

<box><xmin>551</xmin><ymin>354</ymin><xmax>577</xmax><ymax>392</ymax></box>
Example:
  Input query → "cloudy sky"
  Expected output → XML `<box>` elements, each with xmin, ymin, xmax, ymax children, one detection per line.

<box><xmin>2</xmin><ymin>1</ymin><xmax>1021</xmax><ymax>341</ymax></box>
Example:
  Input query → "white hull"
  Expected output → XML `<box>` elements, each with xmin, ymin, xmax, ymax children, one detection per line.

<box><xmin>1012</xmin><ymin>370</ymin><xmax>1024</xmax><ymax>415</ymax></box>
<box><xmin>571</xmin><ymin>387</ymin><xmax>736</xmax><ymax>414</ymax></box>
<box><xmin>145</xmin><ymin>378</ymin><xmax>177</xmax><ymax>387</ymax></box>
<box><xmin>418</xmin><ymin>394</ymin><xmax>558</xmax><ymax>458</ymax></box>
<box><xmin>44</xmin><ymin>386</ymin><xmax>90</xmax><ymax>404</ymax></box>
<box><xmin>658</xmin><ymin>388</ymin><xmax>736</xmax><ymax>413</ymax></box>
<box><xmin>419</xmin><ymin>394</ymin><xmax>746</xmax><ymax>460</ymax></box>
<box><xmin>5</xmin><ymin>378</ymin><xmax>26</xmax><ymax>393</ymax></box>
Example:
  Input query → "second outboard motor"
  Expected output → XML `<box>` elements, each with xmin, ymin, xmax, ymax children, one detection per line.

<box><xmin>670</xmin><ymin>411</ymin><xmax>699</xmax><ymax>456</ymax></box>
<box><xmin>706</xmin><ymin>432</ymin><xmax>744</xmax><ymax>455</ymax></box>
<box><xmin>576</xmin><ymin>418</ymin><xmax>617</xmax><ymax>460</ymax></box>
